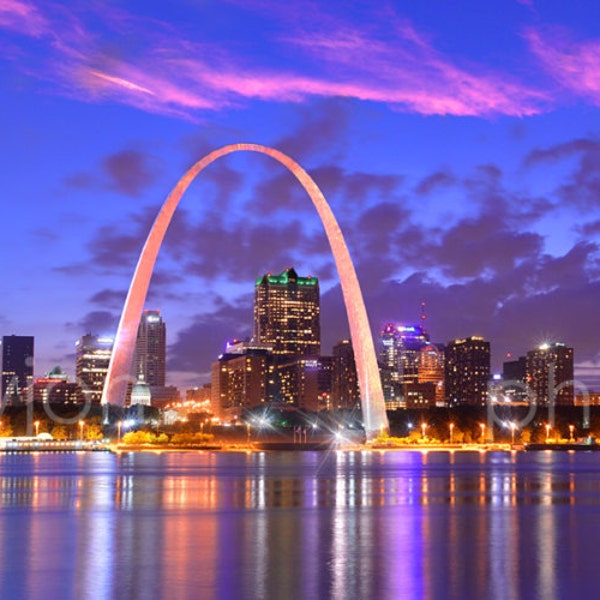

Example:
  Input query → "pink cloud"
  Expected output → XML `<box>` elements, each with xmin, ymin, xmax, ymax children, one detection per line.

<box><xmin>0</xmin><ymin>1</ymin><xmax>549</xmax><ymax>119</ymax></box>
<box><xmin>0</xmin><ymin>0</ymin><xmax>49</xmax><ymax>37</ymax></box>
<box><xmin>526</xmin><ymin>26</ymin><xmax>600</xmax><ymax>105</ymax></box>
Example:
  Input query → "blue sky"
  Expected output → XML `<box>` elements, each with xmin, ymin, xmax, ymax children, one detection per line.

<box><xmin>2</xmin><ymin>0</ymin><xmax>600</xmax><ymax>391</ymax></box>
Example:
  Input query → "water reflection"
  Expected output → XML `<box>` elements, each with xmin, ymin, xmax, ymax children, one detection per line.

<box><xmin>1</xmin><ymin>450</ymin><xmax>600</xmax><ymax>599</ymax></box>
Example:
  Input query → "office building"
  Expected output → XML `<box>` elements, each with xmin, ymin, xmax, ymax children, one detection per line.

<box><xmin>276</xmin><ymin>356</ymin><xmax>333</xmax><ymax>411</ymax></box>
<box><xmin>253</xmin><ymin>268</ymin><xmax>320</xmax><ymax>359</ymax></box>
<box><xmin>33</xmin><ymin>366</ymin><xmax>83</xmax><ymax>405</ymax></box>
<box><xmin>1</xmin><ymin>335</ymin><xmax>34</xmax><ymax>405</ymax></box>
<box><xmin>445</xmin><ymin>336</ymin><xmax>491</xmax><ymax>406</ymax></box>
<box><xmin>211</xmin><ymin>342</ymin><xmax>271</xmax><ymax>418</ymax></box>
<box><xmin>526</xmin><ymin>343</ymin><xmax>574</xmax><ymax>406</ymax></box>
<box><xmin>76</xmin><ymin>334</ymin><xmax>113</xmax><ymax>405</ymax></box>
<box><xmin>331</xmin><ymin>339</ymin><xmax>360</xmax><ymax>410</ymax></box>
<box><xmin>134</xmin><ymin>309</ymin><xmax>166</xmax><ymax>387</ymax></box>
<box><xmin>379</xmin><ymin>323</ymin><xmax>429</xmax><ymax>406</ymax></box>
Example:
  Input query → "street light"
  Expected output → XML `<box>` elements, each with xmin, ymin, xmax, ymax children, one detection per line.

<box><xmin>449</xmin><ymin>422</ymin><xmax>455</xmax><ymax>444</ymax></box>
<box><xmin>79</xmin><ymin>420</ymin><xmax>85</xmax><ymax>441</ymax></box>
<box><xmin>421</xmin><ymin>422</ymin><xmax>427</xmax><ymax>440</ymax></box>
<box><xmin>479</xmin><ymin>423</ymin><xmax>486</xmax><ymax>444</ymax></box>
<box><xmin>34</xmin><ymin>420</ymin><xmax>40</xmax><ymax>437</ymax></box>
<box><xmin>545</xmin><ymin>423</ymin><xmax>551</xmax><ymax>443</ymax></box>
<box><xmin>117</xmin><ymin>420</ymin><xmax>122</xmax><ymax>444</ymax></box>
<box><xmin>569</xmin><ymin>424</ymin><xmax>575</xmax><ymax>442</ymax></box>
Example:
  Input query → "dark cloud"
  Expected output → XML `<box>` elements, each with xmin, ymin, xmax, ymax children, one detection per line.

<box><xmin>63</xmin><ymin>148</ymin><xmax>162</xmax><ymax>197</ymax></box>
<box><xmin>275</xmin><ymin>99</ymin><xmax>351</xmax><ymax>164</ymax></box>
<box><xmin>523</xmin><ymin>138</ymin><xmax>599</xmax><ymax>167</ymax></box>
<box><xmin>524</xmin><ymin>138</ymin><xmax>600</xmax><ymax>207</ymax></box>
<box><xmin>102</xmin><ymin>150</ymin><xmax>162</xmax><ymax>197</ymax></box>
<box><xmin>66</xmin><ymin>310</ymin><xmax>118</xmax><ymax>336</ymax></box>
<box><xmin>433</xmin><ymin>214</ymin><xmax>543</xmax><ymax>279</ymax></box>
<box><xmin>168</xmin><ymin>300</ymin><xmax>252</xmax><ymax>372</ymax></box>
<box><xmin>415</xmin><ymin>170</ymin><xmax>457</xmax><ymax>195</ymax></box>
<box><xmin>89</xmin><ymin>288</ymin><xmax>127</xmax><ymax>309</ymax></box>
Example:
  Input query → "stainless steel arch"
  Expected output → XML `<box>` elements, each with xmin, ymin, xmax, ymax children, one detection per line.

<box><xmin>101</xmin><ymin>143</ymin><xmax>389</xmax><ymax>438</ymax></box>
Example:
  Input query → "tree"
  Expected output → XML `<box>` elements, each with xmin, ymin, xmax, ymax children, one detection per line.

<box><xmin>51</xmin><ymin>424</ymin><xmax>68</xmax><ymax>440</ymax></box>
<box><xmin>0</xmin><ymin>419</ymin><xmax>13</xmax><ymax>438</ymax></box>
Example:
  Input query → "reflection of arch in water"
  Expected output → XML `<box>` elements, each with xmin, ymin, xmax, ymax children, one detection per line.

<box><xmin>101</xmin><ymin>143</ymin><xmax>389</xmax><ymax>438</ymax></box>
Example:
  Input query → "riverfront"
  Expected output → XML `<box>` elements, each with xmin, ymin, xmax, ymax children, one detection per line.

<box><xmin>2</xmin><ymin>449</ymin><xmax>600</xmax><ymax>600</ymax></box>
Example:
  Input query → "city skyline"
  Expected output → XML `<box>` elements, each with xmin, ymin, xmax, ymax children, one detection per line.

<box><xmin>2</xmin><ymin>1</ymin><xmax>600</xmax><ymax>390</ymax></box>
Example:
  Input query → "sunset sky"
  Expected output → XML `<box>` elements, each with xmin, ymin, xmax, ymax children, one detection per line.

<box><xmin>2</xmin><ymin>0</ymin><xmax>600</xmax><ymax>391</ymax></box>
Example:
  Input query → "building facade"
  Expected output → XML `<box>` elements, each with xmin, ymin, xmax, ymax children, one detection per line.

<box><xmin>33</xmin><ymin>366</ymin><xmax>83</xmax><ymax>405</ymax></box>
<box><xmin>134</xmin><ymin>309</ymin><xmax>166</xmax><ymax>387</ymax></box>
<box><xmin>1</xmin><ymin>335</ymin><xmax>34</xmax><ymax>405</ymax></box>
<box><xmin>445</xmin><ymin>336</ymin><xmax>491</xmax><ymax>407</ymax></box>
<box><xmin>211</xmin><ymin>344</ymin><xmax>271</xmax><ymax>418</ymax></box>
<box><xmin>526</xmin><ymin>343</ymin><xmax>574</xmax><ymax>406</ymax></box>
<box><xmin>331</xmin><ymin>339</ymin><xmax>360</xmax><ymax>410</ymax></box>
<box><xmin>379</xmin><ymin>323</ymin><xmax>430</xmax><ymax>407</ymax></box>
<box><xmin>75</xmin><ymin>334</ymin><xmax>113</xmax><ymax>405</ymax></box>
<box><xmin>253</xmin><ymin>268</ymin><xmax>320</xmax><ymax>359</ymax></box>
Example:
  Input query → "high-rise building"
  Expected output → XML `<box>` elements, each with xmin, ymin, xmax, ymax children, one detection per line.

<box><xmin>379</xmin><ymin>323</ymin><xmax>429</xmax><ymax>406</ymax></box>
<box><xmin>332</xmin><ymin>339</ymin><xmax>360</xmax><ymax>409</ymax></box>
<box><xmin>1</xmin><ymin>335</ymin><xmax>34</xmax><ymax>405</ymax></box>
<box><xmin>445</xmin><ymin>336</ymin><xmax>491</xmax><ymax>407</ymax></box>
<box><xmin>33</xmin><ymin>366</ymin><xmax>83</xmax><ymax>405</ymax></box>
<box><xmin>253</xmin><ymin>268</ymin><xmax>320</xmax><ymax>359</ymax></box>
<box><xmin>134</xmin><ymin>310</ymin><xmax>166</xmax><ymax>387</ymax></box>
<box><xmin>211</xmin><ymin>342</ymin><xmax>270</xmax><ymax>418</ymax></box>
<box><xmin>276</xmin><ymin>356</ymin><xmax>333</xmax><ymax>411</ymax></box>
<box><xmin>526</xmin><ymin>343</ymin><xmax>574</xmax><ymax>406</ymax></box>
<box><xmin>418</xmin><ymin>343</ymin><xmax>445</xmax><ymax>406</ymax></box>
<box><xmin>76</xmin><ymin>334</ymin><xmax>113</xmax><ymax>405</ymax></box>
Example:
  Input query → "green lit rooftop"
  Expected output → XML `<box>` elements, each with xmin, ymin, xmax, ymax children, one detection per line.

<box><xmin>255</xmin><ymin>267</ymin><xmax>318</xmax><ymax>287</ymax></box>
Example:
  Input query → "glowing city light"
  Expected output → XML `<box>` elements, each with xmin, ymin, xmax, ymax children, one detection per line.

<box><xmin>101</xmin><ymin>143</ymin><xmax>389</xmax><ymax>438</ymax></box>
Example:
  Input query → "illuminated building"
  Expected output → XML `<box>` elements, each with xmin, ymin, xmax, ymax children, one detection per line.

<box><xmin>499</xmin><ymin>355</ymin><xmax>528</xmax><ymax>403</ymax></box>
<box><xmin>1</xmin><ymin>335</ymin><xmax>34</xmax><ymax>405</ymax></box>
<box><xmin>331</xmin><ymin>339</ymin><xmax>360</xmax><ymax>409</ymax></box>
<box><xmin>211</xmin><ymin>342</ymin><xmax>270</xmax><ymax>418</ymax></box>
<box><xmin>418</xmin><ymin>343</ymin><xmax>445</xmax><ymax>406</ymax></box>
<box><xmin>275</xmin><ymin>356</ymin><xmax>333</xmax><ymax>411</ymax></box>
<box><xmin>526</xmin><ymin>343</ymin><xmax>574</xmax><ymax>406</ymax></box>
<box><xmin>76</xmin><ymin>334</ymin><xmax>113</xmax><ymax>405</ymax></box>
<box><xmin>445</xmin><ymin>336</ymin><xmax>490</xmax><ymax>406</ymax></box>
<box><xmin>134</xmin><ymin>309</ymin><xmax>166</xmax><ymax>387</ymax></box>
<box><xmin>33</xmin><ymin>366</ymin><xmax>83</xmax><ymax>405</ymax></box>
<box><xmin>379</xmin><ymin>323</ymin><xmax>429</xmax><ymax>406</ymax></box>
<box><xmin>253</xmin><ymin>268</ymin><xmax>320</xmax><ymax>358</ymax></box>
<box><xmin>130</xmin><ymin>376</ymin><xmax>152</xmax><ymax>406</ymax></box>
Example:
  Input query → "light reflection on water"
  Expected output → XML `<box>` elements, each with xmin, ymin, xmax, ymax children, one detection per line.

<box><xmin>1</xmin><ymin>450</ymin><xmax>600</xmax><ymax>599</ymax></box>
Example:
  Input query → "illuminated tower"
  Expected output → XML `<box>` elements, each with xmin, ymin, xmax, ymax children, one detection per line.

<box><xmin>76</xmin><ymin>334</ymin><xmax>113</xmax><ymax>405</ymax></box>
<box><xmin>134</xmin><ymin>309</ymin><xmax>166</xmax><ymax>387</ymax></box>
<box><xmin>445</xmin><ymin>336</ymin><xmax>490</xmax><ymax>407</ymax></box>
<box><xmin>526</xmin><ymin>343</ymin><xmax>574</xmax><ymax>406</ymax></box>
<box><xmin>1</xmin><ymin>335</ymin><xmax>34</xmax><ymax>405</ymax></box>
<box><xmin>253</xmin><ymin>268</ymin><xmax>320</xmax><ymax>359</ymax></box>
<box><xmin>418</xmin><ymin>343</ymin><xmax>445</xmax><ymax>406</ymax></box>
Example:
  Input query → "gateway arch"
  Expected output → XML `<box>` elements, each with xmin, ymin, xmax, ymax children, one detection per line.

<box><xmin>101</xmin><ymin>143</ymin><xmax>389</xmax><ymax>438</ymax></box>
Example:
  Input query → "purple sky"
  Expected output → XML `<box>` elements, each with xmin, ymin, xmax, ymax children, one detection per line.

<box><xmin>2</xmin><ymin>0</ymin><xmax>600</xmax><ymax>391</ymax></box>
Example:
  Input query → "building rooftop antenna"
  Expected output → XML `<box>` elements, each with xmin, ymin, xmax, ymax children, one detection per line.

<box><xmin>420</xmin><ymin>301</ymin><xmax>427</xmax><ymax>333</ymax></box>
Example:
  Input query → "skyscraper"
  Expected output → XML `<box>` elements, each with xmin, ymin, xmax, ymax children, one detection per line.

<box><xmin>1</xmin><ymin>335</ymin><xmax>34</xmax><ymax>405</ymax></box>
<box><xmin>526</xmin><ymin>343</ymin><xmax>574</xmax><ymax>406</ymax></box>
<box><xmin>253</xmin><ymin>268</ymin><xmax>320</xmax><ymax>358</ymax></box>
<box><xmin>332</xmin><ymin>339</ymin><xmax>360</xmax><ymax>409</ymax></box>
<box><xmin>445</xmin><ymin>336</ymin><xmax>491</xmax><ymax>406</ymax></box>
<box><xmin>134</xmin><ymin>309</ymin><xmax>166</xmax><ymax>387</ymax></box>
<box><xmin>379</xmin><ymin>323</ymin><xmax>429</xmax><ymax>406</ymax></box>
<box><xmin>76</xmin><ymin>334</ymin><xmax>113</xmax><ymax>405</ymax></box>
